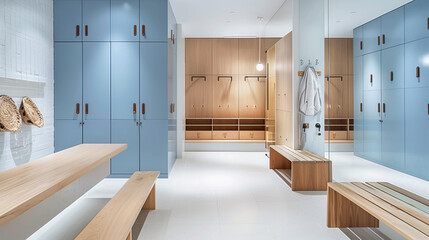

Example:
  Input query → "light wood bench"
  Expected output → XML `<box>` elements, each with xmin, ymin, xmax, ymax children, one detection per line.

<box><xmin>270</xmin><ymin>145</ymin><xmax>332</xmax><ymax>191</ymax></box>
<box><xmin>328</xmin><ymin>182</ymin><xmax>429</xmax><ymax>240</ymax></box>
<box><xmin>76</xmin><ymin>171</ymin><xmax>160</xmax><ymax>240</ymax></box>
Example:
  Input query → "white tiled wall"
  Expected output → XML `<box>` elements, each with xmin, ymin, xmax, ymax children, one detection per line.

<box><xmin>0</xmin><ymin>0</ymin><xmax>54</xmax><ymax>172</ymax></box>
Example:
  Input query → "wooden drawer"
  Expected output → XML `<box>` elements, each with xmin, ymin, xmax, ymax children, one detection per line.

<box><xmin>326</xmin><ymin>131</ymin><xmax>348</xmax><ymax>140</ymax></box>
<box><xmin>186</xmin><ymin>131</ymin><xmax>212</xmax><ymax>140</ymax></box>
<box><xmin>240</xmin><ymin>131</ymin><xmax>265</xmax><ymax>140</ymax></box>
<box><xmin>212</xmin><ymin>131</ymin><xmax>239</xmax><ymax>140</ymax></box>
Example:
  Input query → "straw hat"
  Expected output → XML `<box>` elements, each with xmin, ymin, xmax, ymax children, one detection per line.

<box><xmin>20</xmin><ymin>97</ymin><xmax>44</xmax><ymax>128</ymax></box>
<box><xmin>0</xmin><ymin>95</ymin><xmax>22</xmax><ymax>132</ymax></box>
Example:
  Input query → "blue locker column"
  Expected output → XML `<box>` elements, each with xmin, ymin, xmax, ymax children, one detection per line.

<box><xmin>405</xmin><ymin>88</ymin><xmax>429</xmax><ymax>181</ymax></box>
<box><xmin>82</xmin><ymin>42</ymin><xmax>111</xmax><ymax>143</ymax></box>
<box><xmin>111</xmin><ymin>42</ymin><xmax>140</xmax><ymax>176</ymax></box>
<box><xmin>353</xmin><ymin>56</ymin><xmax>364</xmax><ymax>157</ymax></box>
<box><xmin>363</xmin><ymin>51</ymin><xmax>381</xmax><ymax>91</ymax></box>
<box><xmin>405</xmin><ymin>38</ymin><xmax>429</xmax><ymax>88</ymax></box>
<box><xmin>140</xmin><ymin>120</ymin><xmax>169</xmax><ymax>176</ymax></box>
<box><xmin>405</xmin><ymin>0</ymin><xmax>429</xmax><ymax>43</ymax></box>
<box><xmin>54</xmin><ymin>43</ymin><xmax>83</xmax><ymax>152</ymax></box>
<box><xmin>381</xmin><ymin>7</ymin><xmax>404</xmax><ymax>49</ymax></box>
<box><xmin>111</xmin><ymin>0</ymin><xmax>140</xmax><ymax>41</ymax></box>
<box><xmin>382</xmin><ymin>45</ymin><xmax>404</xmax><ymax>90</ymax></box>
<box><xmin>54</xmin><ymin>0</ymin><xmax>82</xmax><ymax>41</ymax></box>
<box><xmin>353</xmin><ymin>27</ymin><xmax>364</xmax><ymax>57</ymax></box>
<box><xmin>82</xmin><ymin>0</ymin><xmax>111</xmax><ymax>41</ymax></box>
<box><xmin>363</xmin><ymin>90</ymin><xmax>382</xmax><ymax>163</ymax></box>
<box><xmin>363</xmin><ymin>18</ymin><xmax>381</xmax><ymax>54</ymax></box>
<box><xmin>140</xmin><ymin>0</ymin><xmax>168</xmax><ymax>42</ymax></box>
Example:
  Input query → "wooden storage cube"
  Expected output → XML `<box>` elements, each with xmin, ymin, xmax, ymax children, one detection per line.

<box><xmin>240</xmin><ymin>131</ymin><xmax>264</xmax><ymax>140</ymax></box>
<box><xmin>327</xmin><ymin>131</ymin><xmax>348</xmax><ymax>140</ymax></box>
<box><xmin>186</xmin><ymin>119</ymin><xmax>212</xmax><ymax>125</ymax></box>
<box><xmin>239</xmin><ymin>75</ymin><xmax>266</xmax><ymax>118</ymax></box>
<box><xmin>186</xmin><ymin>75</ymin><xmax>213</xmax><ymax>118</ymax></box>
<box><xmin>238</xmin><ymin>38</ymin><xmax>265</xmax><ymax>75</ymax></box>
<box><xmin>213</xmin><ymin>39</ymin><xmax>238</xmax><ymax>74</ymax></box>
<box><xmin>213</xmin><ymin>75</ymin><xmax>239</xmax><ymax>118</ymax></box>
<box><xmin>213</xmin><ymin>131</ymin><xmax>239</xmax><ymax>140</ymax></box>
<box><xmin>185</xmin><ymin>38</ymin><xmax>212</xmax><ymax>75</ymax></box>
<box><xmin>213</xmin><ymin>119</ymin><xmax>238</xmax><ymax>125</ymax></box>
<box><xmin>186</xmin><ymin>131</ymin><xmax>212</xmax><ymax>140</ymax></box>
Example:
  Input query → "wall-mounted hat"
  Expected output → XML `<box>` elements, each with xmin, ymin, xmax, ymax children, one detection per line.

<box><xmin>0</xmin><ymin>95</ymin><xmax>22</xmax><ymax>132</ymax></box>
<box><xmin>20</xmin><ymin>97</ymin><xmax>44</xmax><ymax>128</ymax></box>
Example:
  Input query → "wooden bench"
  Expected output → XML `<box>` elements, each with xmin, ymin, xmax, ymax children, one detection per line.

<box><xmin>328</xmin><ymin>182</ymin><xmax>429</xmax><ymax>240</ymax></box>
<box><xmin>269</xmin><ymin>145</ymin><xmax>332</xmax><ymax>191</ymax></box>
<box><xmin>76</xmin><ymin>171</ymin><xmax>160</xmax><ymax>240</ymax></box>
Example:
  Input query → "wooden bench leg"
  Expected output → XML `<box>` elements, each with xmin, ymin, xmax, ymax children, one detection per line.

<box><xmin>291</xmin><ymin>162</ymin><xmax>331</xmax><ymax>191</ymax></box>
<box><xmin>126</xmin><ymin>231</ymin><xmax>132</xmax><ymax>240</ymax></box>
<box><xmin>143</xmin><ymin>185</ymin><xmax>156</xmax><ymax>210</ymax></box>
<box><xmin>327</xmin><ymin>187</ymin><xmax>379</xmax><ymax>228</ymax></box>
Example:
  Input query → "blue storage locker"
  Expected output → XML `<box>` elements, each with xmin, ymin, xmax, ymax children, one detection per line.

<box><xmin>111</xmin><ymin>120</ymin><xmax>140</xmax><ymax>176</ymax></box>
<box><xmin>83</xmin><ymin>120</ymin><xmax>111</xmax><ymax>143</ymax></box>
<box><xmin>82</xmin><ymin>0</ymin><xmax>111</xmax><ymax>41</ymax></box>
<box><xmin>363</xmin><ymin>18</ymin><xmax>381</xmax><ymax>54</ymax></box>
<box><xmin>382</xmin><ymin>45</ymin><xmax>404</xmax><ymax>90</ymax></box>
<box><xmin>363</xmin><ymin>90</ymin><xmax>381</xmax><ymax>163</ymax></box>
<box><xmin>353</xmin><ymin>27</ymin><xmax>364</xmax><ymax>57</ymax></box>
<box><xmin>55</xmin><ymin>120</ymin><xmax>82</xmax><ymax>152</ymax></box>
<box><xmin>111</xmin><ymin>0</ymin><xmax>140</xmax><ymax>41</ymax></box>
<box><xmin>54</xmin><ymin>0</ymin><xmax>82</xmax><ymax>41</ymax></box>
<box><xmin>354</xmin><ymin>56</ymin><xmax>364</xmax><ymax>157</ymax></box>
<box><xmin>405</xmin><ymin>0</ymin><xmax>429</xmax><ymax>43</ymax></box>
<box><xmin>381</xmin><ymin>6</ymin><xmax>404</xmax><ymax>49</ymax></box>
<box><xmin>363</xmin><ymin>51</ymin><xmax>381</xmax><ymax>91</ymax></box>
<box><xmin>140</xmin><ymin>120</ymin><xmax>169</xmax><ymax>176</ymax></box>
<box><xmin>140</xmin><ymin>0</ymin><xmax>168</xmax><ymax>42</ymax></box>
<box><xmin>405</xmin><ymin>37</ymin><xmax>429</xmax><ymax>88</ymax></box>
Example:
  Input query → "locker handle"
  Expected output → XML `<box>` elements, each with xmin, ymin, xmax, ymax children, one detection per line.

<box><xmin>217</xmin><ymin>76</ymin><xmax>232</xmax><ymax>81</ymax></box>
<box><xmin>360</xmin><ymin>41</ymin><xmax>363</xmax><ymax>50</ymax></box>
<box><xmin>133</xmin><ymin>103</ymin><xmax>136</xmax><ymax>114</ymax></box>
<box><xmin>378</xmin><ymin>103</ymin><xmax>380</xmax><ymax>113</ymax></box>
<box><xmin>85</xmin><ymin>25</ymin><xmax>88</xmax><ymax>36</ymax></box>
<box><xmin>142</xmin><ymin>25</ymin><xmax>146</xmax><ymax>36</ymax></box>
<box><xmin>360</xmin><ymin>103</ymin><xmax>363</xmax><ymax>112</ymax></box>
<box><xmin>76</xmin><ymin>25</ymin><xmax>80</xmax><ymax>37</ymax></box>
<box><xmin>85</xmin><ymin>103</ymin><xmax>88</xmax><ymax>114</ymax></box>
<box><xmin>171</xmin><ymin>29</ymin><xmax>174</xmax><ymax>41</ymax></box>
<box><xmin>142</xmin><ymin>103</ymin><xmax>145</xmax><ymax>115</ymax></box>
<box><xmin>191</xmin><ymin>76</ymin><xmax>206</xmax><ymax>81</ymax></box>
<box><xmin>382</xmin><ymin>34</ymin><xmax>385</xmax><ymax>44</ymax></box>
<box><xmin>428</xmin><ymin>103</ymin><xmax>429</xmax><ymax>115</ymax></box>
<box><xmin>390</xmin><ymin>71</ymin><xmax>393</xmax><ymax>81</ymax></box>
<box><xmin>370</xmin><ymin>74</ymin><xmax>373</xmax><ymax>84</ymax></box>
<box><xmin>76</xmin><ymin>103</ymin><xmax>80</xmax><ymax>114</ymax></box>
<box><xmin>427</xmin><ymin>17</ymin><xmax>429</xmax><ymax>30</ymax></box>
<box><xmin>170</xmin><ymin>103</ymin><xmax>174</xmax><ymax>113</ymax></box>
<box><xmin>383</xmin><ymin>103</ymin><xmax>386</xmax><ymax>113</ymax></box>
<box><xmin>416</xmin><ymin>66</ymin><xmax>420</xmax><ymax>78</ymax></box>
<box><xmin>134</xmin><ymin>25</ymin><xmax>137</xmax><ymax>36</ymax></box>
<box><xmin>377</xmin><ymin>36</ymin><xmax>381</xmax><ymax>46</ymax></box>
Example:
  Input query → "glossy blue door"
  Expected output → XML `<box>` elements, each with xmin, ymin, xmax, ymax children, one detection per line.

<box><xmin>140</xmin><ymin>120</ymin><xmax>168</xmax><ymax>176</ymax></box>
<box><xmin>111</xmin><ymin>120</ymin><xmax>140</xmax><ymax>176</ymax></box>
<box><xmin>381</xmin><ymin>7</ymin><xmax>404</xmax><ymax>49</ymax></box>
<box><xmin>111</xmin><ymin>42</ymin><xmax>140</xmax><ymax>120</ymax></box>
<box><xmin>54</xmin><ymin>0</ymin><xmax>82</xmax><ymax>41</ymax></box>
<box><xmin>111</xmin><ymin>0</ymin><xmax>140</xmax><ymax>41</ymax></box>
<box><xmin>363</xmin><ymin>51</ymin><xmax>381</xmax><ymax>91</ymax></box>
<box><xmin>354</xmin><ymin>56</ymin><xmax>364</xmax><ymax>157</ymax></box>
<box><xmin>405</xmin><ymin>37</ymin><xmax>429</xmax><ymax>88</ymax></box>
<box><xmin>382</xmin><ymin>45</ymin><xmax>404</xmax><ymax>90</ymax></box>
<box><xmin>381</xmin><ymin>89</ymin><xmax>405</xmax><ymax>171</ymax></box>
<box><xmin>363</xmin><ymin>90</ymin><xmax>381</xmax><ymax>162</ymax></box>
<box><xmin>55</xmin><ymin>120</ymin><xmax>82</xmax><ymax>152</ymax></box>
<box><xmin>353</xmin><ymin>26</ymin><xmax>364</xmax><ymax>57</ymax></box>
<box><xmin>83</xmin><ymin>120</ymin><xmax>110</xmax><ymax>143</ymax></box>
<box><xmin>54</xmin><ymin>43</ymin><xmax>82</xmax><ymax>120</ymax></box>
<box><xmin>405</xmin><ymin>87</ymin><xmax>429</xmax><ymax>180</ymax></box>
<box><xmin>140</xmin><ymin>42</ymin><xmax>168</xmax><ymax>120</ymax></box>
<box><xmin>405</xmin><ymin>0</ymin><xmax>429</xmax><ymax>43</ymax></box>
<box><xmin>363</xmin><ymin>18</ymin><xmax>381</xmax><ymax>54</ymax></box>
<box><xmin>82</xmin><ymin>0</ymin><xmax>111</xmax><ymax>41</ymax></box>
<box><xmin>140</xmin><ymin>0</ymin><xmax>168</xmax><ymax>42</ymax></box>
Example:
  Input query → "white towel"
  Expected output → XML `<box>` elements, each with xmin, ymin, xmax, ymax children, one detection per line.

<box><xmin>298</xmin><ymin>66</ymin><xmax>322</xmax><ymax>116</ymax></box>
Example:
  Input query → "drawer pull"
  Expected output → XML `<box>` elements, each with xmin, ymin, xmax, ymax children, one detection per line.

<box><xmin>427</xmin><ymin>17</ymin><xmax>429</xmax><ymax>30</ymax></box>
<box><xmin>142</xmin><ymin>25</ymin><xmax>146</xmax><ymax>36</ymax></box>
<box><xmin>85</xmin><ymin>103</ymin><xmax>88</xmax><ymax>114</ymax></box>
<box><xmin>142</xmin><ymin>103</ymin><xmax>145</xmax><ymax>115</ymax></box>
<box><xmin>134</xmin><ymin>25</ymin><xmax>137</xmax><ymax>36</ymax></box>
<box><xmin>378</xmin><ymin>103</ymin><xmax>380</xmax><ymax>113</ymax></box>
<box><xmin>360</xmin><ymin>41</ymin><xmax>363</xmax><ymax>50</ymax></box>
<box><xmin>390</xmin><ymin>71</ymin><xmax>393</xmax><ymax>81</ymax></box>
<box><xmin>416</xmin><ymin>66</ymin><xmax>420</xmax><ymax>78</ymax></box>
<box><xmin>382</xmin><ymin>34</ymin><xmax>385</xmax><ymax>44</ymax></box>
<box><xmin>428</xmin><ymin>103</ymin><xmax>429</xmax><ymax>115</ymax></box>
<box><xmin>377</xmin><ymin>36</ymin><xmax>381</xmax><ymax>46</ymax></box>
<box><xmin>133</xmin><ymin>103</ymin><xmax>136</xmax><ymax>114</ymax></box>
<box><xmin>76</xmin><ymin>25</ymin><xmax>80</xmax><ymax>37</ymax></box>
<box><xmin>383</xmin><ymin>103</ymin><xmax>386</xmax><ymax>113</ymax></box>
<box><xmin>76</xmin><ymin>103</ymin><xmax>80</xmax><ymax>114</ymax></box>
<box><xmin>85</xmin><ymin>25</ymin><xmax>88</xmax><ymax>36</ymax></box>
<box><xmin>370</xmin><ymin>74</ymin><xmax>373</xmax><ymax>84</ymax></box>
<box><xmin>360</xmin><ymin>103</ymin><xmax>363</xmax><ymax>112</ymax></box>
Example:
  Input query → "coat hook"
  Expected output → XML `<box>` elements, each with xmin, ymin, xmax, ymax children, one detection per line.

<box><xmin>315</xmin><ymin>59</ymin><xmax>319</xmax><ymax>65</ymax></box>
<box><xmin>300</xmin><ymin>59</ymin><xmax>304</xmax><ymax>66</ymax></box>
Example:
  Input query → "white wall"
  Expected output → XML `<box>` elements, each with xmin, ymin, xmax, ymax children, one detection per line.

<box><xmin>0</xmin><ymin>0</ymin><xmax>54</xmax><ymax>172</ymax></box>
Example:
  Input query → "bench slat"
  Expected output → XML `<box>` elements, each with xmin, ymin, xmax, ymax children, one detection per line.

<box><xmin>271</xmin><ymin>146</ymin><xmax>311</xmax><ymax>162</ymax></box>
<box><xmin>75</xmin><ymin>171</ymin><xmax>160</xmax><ymax>240</ymax></box>
<box><xmin>300</xmin><ymin>150</ymin><xmax>328</xmax><ymax>162</ymax></box>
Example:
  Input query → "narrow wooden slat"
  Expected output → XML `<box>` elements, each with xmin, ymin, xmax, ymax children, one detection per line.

<box><xmin>274</xmin><ymin>145</ymin><xmax>311</xmax><ymax>161</ymax></box>
<box><xmin>301</xmin><ymin>150</ymin><xmax>329</xmax><ymax>162</ymax></box>
<box><xmin>378</xmin><ymin>182</ymin><xmax>429</xmax><ymax>208</ymax></box>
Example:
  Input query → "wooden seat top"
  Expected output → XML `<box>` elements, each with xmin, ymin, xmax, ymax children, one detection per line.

<box><xmin>271</xmin><ymin>145</ymin><xmax>330</xmax><ymax>162</ymax></box>
<box><xmin>75</xmin><ymin>171</ymin><xmax>160</xmax><ymax>240</ymax></box>
<box><xmin>0</xmin><ymin>144</ymin><xmax>127</xmax><ymax>227</ymax></box>
<box><xmin>329</xmin><ymin>182</ymin><xmax>429</xmax><ymax>240</ymax></box>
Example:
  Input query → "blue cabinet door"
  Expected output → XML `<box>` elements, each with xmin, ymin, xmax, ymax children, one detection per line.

<box><xmin>54</xmin><ymin>0</ymin><xmax>82</xmax><ymax>41</ymax></box>
<box><xmin>140</xmin><ymin>42</ymin><xmax>168</xmax><ymax>120</ymax></box>
<box><xmin>353</xmin><ymin>27</ymin><xmax>364</xmax><ymax>57</ymax></box>
<box><xmin>363</xmin><ymin>18</ymin><xmax>381</xmax><ymax>54</ymax></box>
<box><xmin>405</xmin><ymin>37</ymin><xmax>429</xmax><ymax>88</ymax></box>
<box><xmin>83</xmin><ymin>42</ymin><xmax>110</xmax><ymax>120</ymax></box>
<box><xmin>140</xmin><ymin>120</ymin><xmax>168</xmax><ymax>176</ymax></box>
<box><xmin>405</xmin><ymin>87</ymin><xmax>429</xmax><ymax>181</ymax></box>
<box><xmin>382</xmin><ymin>45</ymin><xmax>404</xmax><ymax>90</ymax></box>
<box><xmin>83</xmin><ymin>120</ymin><xmax>110</xmax><ymax>143</ymax></box>
<box><xmin>55</xmin><ymin>43</ymin><xmax>82</xmax><ymax>120</ymax></box>
<box><xmin>381</xmin><ymin>89</ymin><xmax>405</xmax><ymax>171</ymax></box>
<box><xmin>363</xmin><ymin>90</ymin><xmax>381</xmax><ymax>163</ymax></box>
<box><xmin>354</xmin><ymin>56</ymin><xmax>364</xmax><ymax>157</ymax></box>
<box><xmin>55</xmin><ymin>120</ymin><xmax>82</xmax><ymax>152</ymax></box>
<box><xmin>111</xmin><ymin>42</ymin><xmax>140</xmax><ymax>120</ymax></box>
<box><xmin>82</xmin><ymin>0</ymin><xmax>111</xmax><ymax>41</ymax></box>
<box><xmin>111</xmin><ymin>120</ymin><xmax>140</xmax><ymax>175</ymax></box>
<box><xmin>405</xmin><ymin>0</ymin><xmax>429</xmax><ymax>43</ymax></box>
<box><xmin>381</xmin><ymin>7</ymin><xmax>404</xmax><ymax>49</ymax></box>
<box><xmin>111</xmin><ymin>0</ymin><xmax>140</xmax><ymax>41</ymax></box>
<box><xmin>363</xmin><ymin>51</ymin><xmax>381</xmax><ymax>91</ymax></box>
<box><xmin>140</xmin><ymin>0</ymin><xmax>168</xmax><ymax>42</ymax></box>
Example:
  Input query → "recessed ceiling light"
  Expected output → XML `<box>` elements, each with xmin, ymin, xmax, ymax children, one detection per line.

<box><xmin>226</xmin><ymin>20</ymin><xmax>232</xmax><ymax>23</ymax></box>
<box><xmin>350</xmin><ymin>11</ymin><xmax>357</xmax><ymax>14</ymax></box>
<box><xmin>336</xmin><ymin>20</ymin><xmax>342</xmax><ymax>23</ymax></box>
<box><xmin>257</xmin><ymin>17</ymin><xmax>264</xmax><ymax>22</ymax></box>
<box><xmin>229</xmin><ymin>11</ymin><xmax>237</xmax><ymax>14</ymax></box>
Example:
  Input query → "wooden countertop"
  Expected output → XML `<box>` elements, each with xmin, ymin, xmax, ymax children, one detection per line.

<box><xmin>0</xmin><ymin>144</ymin><xmax>127</xmax><ymax>227</ymax></box>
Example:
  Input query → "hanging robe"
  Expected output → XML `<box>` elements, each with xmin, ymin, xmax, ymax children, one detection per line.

<box><xmin>298</xmin><ymin>66</ymin><xmax>322</xmax><ymax>116</ymax></box>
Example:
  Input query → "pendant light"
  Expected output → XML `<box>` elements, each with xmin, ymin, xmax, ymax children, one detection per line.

<box><xmin>256</xmin><ymin>17</ymin><xmax>264</xmax><ymax>72</ymax></box>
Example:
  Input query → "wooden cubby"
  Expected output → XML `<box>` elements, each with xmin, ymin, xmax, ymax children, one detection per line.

<box><xmin>325</xmin><ymin>118</ymin><xmax>354</xmax><ymax>141</ymax></box>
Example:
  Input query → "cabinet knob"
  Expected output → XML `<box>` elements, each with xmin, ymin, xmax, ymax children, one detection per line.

<box><xmin>390</xmin><ymin>71</ymin><xmax>394</xmax><ymax>81</ymax></box>
<box><xmin>85</xmin><ymin>103</ymin><xmax>88</xmax><ymax>115</ymax></box>
<box><xmin>377</xmin><ymin>36</ymin><xmax>381</xmax><ymax>46</ymax></box>
<box><xmin>370</xmin><ymin>74</ymin><xmax>373</xmax><ymax>84</ymax></box>
<box><xmin>360</xmin><ymin>103</ymin><xmax>363</xmax><ymax>112</ymax></box>
<box><xmin>133</xmin><ymin>103</ymin><xmax>137</xmax><ymax>114</ymax></box>
<box><xmin>142</xmin><ymin>103</ymin><xmax>146</xmax><ymax>115</ymax></box>
<box><xmin>76</xmin><ymin>103</ymin><xmax>80</xmax><ymax>115</ymax></box>
<box><xmin>85</xmin><ymin>25</ymin><xmax>88</xmax><ymax>36</ymax></box>
<box><xmin>382</xmin><ymin>34</ymin><xmax>385</xmax><ymax>44</ymax></box>
<box><xmin>134</xmin><ymin>25</ymin><xmax>137</xmax><ymax>36</ymax></box>
<box><xmin>360</xmin><ymin>41</ymin><xmax>363</xmax><ymax>50</ymax></box>
<box><xmin>76</xmin><ymin>25</ymin><xmax>80</xmax><ymax>37</ymax></box>
<box><xmin>383</xmin><ymin>103</ymin><xmax>386</xmax><ymax>113</ymax></box>
<box><xmin>142</xmin><ymin>25</ymin><xmax>146</xmax><ymax>36</ymax></box>
<box><xmin>416</xmin><ymin>66</ymin><xmax>420</xmax><ymax>78</ymax></box>
<box><xmin>378</xmin><ymin>103</ymin><xmax>380</xmax><ymax>113</ymax></box>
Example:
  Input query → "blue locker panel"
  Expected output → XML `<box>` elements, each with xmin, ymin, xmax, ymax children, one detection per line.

<box><xmin>140</xmin><ymin>120</ymin><xmax>168</xmax><ymax>175</ymax></box>
<box><xmin>405</xmin><ymin>87</ymin><xmax>429</xmax><ymax>181</ymax></box>
<box><xmin>55</xmin><ymin>120</ymin><xmax>82</xmax><ymax>152</ymax></box>
<box><xmin>405</xmin><ymin>0</ymin><xmax>429</xmax><ymax>43</ymax></box>
<box><xmin>140</xmin><ymin>0</ymin><xmax>168</xmax><ymax>42</ymax></box>
<box><xmin>54</xmin><ymin>43</ymin><xmax>82</xmax><ymax>120</ymax></box>
<box><xmin>382</xmin><ymin>45</ymin><xmax>404</xmax><ymax>90</ymax></box>
<box><xmin>83</xmin><ymin>42</ymin><xmax>110</xmax><ymax>120</ymax></box>
<box><xmin>381</xmin><ymin>89</ymin><xmax>405</xmax><ymax>171</ymax></box>
<box><xmin>111</xmin><ymin>42</ymin><xmax>140</xmax><ymax>120</ymax></box>
<box><xmin>353</xmin><ymin>27</ymin><xmax>364</xmax><ymax>57</ymax></box>
<box><xmin>82</xmin><ymin>0</ymin><xmax>111</xmax><ymax>41</ymax></box>
<box><xmin>354</xmin><ymin>56</ymin><xmax>364</xmax><ymax>156</ymax></box>
<box><xmin>111</xmin><ymin>120</ymin><xmax>140</xmax><ymax>175</ymax></box>
<box><xmin>405</xmin><ymin>37</ymin><xmax>429</xmax><ymax>88</ymax></box>
<box><xmin>363</xmin><ymin>18</ymin><xmax>381</xmax><ymax>54</ymax></box>
<box><xmin>111</xmin><ymin>0</ymin><xmax>140</xmax><ymax>41</ymax></box>
<box><xmin>140</xmin><ymin>42</ymin><xmax>168</xmax><ymax>120</ymax></box>
<box><xmin>54</xmin><ymin>0</ymin><xmax>82</xmax><ymax>41</ymax></box>
<box><xmin>363</xmin><ymin>90</ymin><xmax>381</xmax><ymax>162</ymax></box>
<box><xmin>381</xmin><ymin>7</ymin><xmax>404</xmax><ymax>49</ymax></box>
<box><xmin>83</xmin><ymin>120</ymin><xmax>110</xmax><ymax>143</ymax></box>
<box><xmin>363</xmin><ymin>51</ymin><xmax>381</xmax><ymax>91</ymax></box>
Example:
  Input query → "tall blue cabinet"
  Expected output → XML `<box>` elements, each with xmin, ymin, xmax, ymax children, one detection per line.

<box><xmin>54</xmin><ymin>0</ymin><xmax>177</xmax><ymax>178</ymax></box>
<box><xmin>354</xmin><ymin>0</ymin><xmax>429</xmax><ymax>180</ymax></box>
